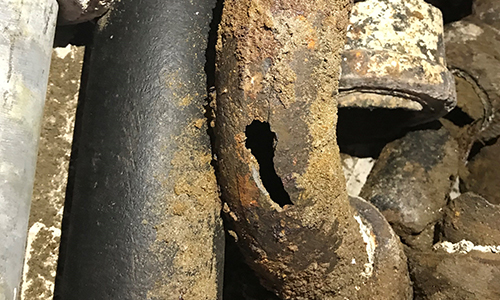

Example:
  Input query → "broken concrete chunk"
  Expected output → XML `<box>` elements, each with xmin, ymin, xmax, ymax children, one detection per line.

<box><xmin>442</xmin><ymin>192</ymin><xmax>500</xmax><ymax>245</ymax></box>
<box><xmin>57</xmin><ymin>0</ymin><xmax>114</xmax><ymax>24</ymax></box>
<box><xmin>461</xmin><ymin>139</ymin><xmax>500</xmax><ymax>204</ymax></box>
<box><xmin>339</xmin><ymin>0</ymin><xmax>456</xmax><ymax>125</ymax></box>
<box><xmin>360</xmin><ymin>127</ymin><xmax>459</xmax><ymax>236</ymax></box>
<box><xmin>341</xmin><ymin>154</ymin><xmax>375</xmax><ymax>197</ymax></box>
<box><xmin>409</xmin><ymin>249</ymin><xmax>500</xmax><ymax>299</ymax></box>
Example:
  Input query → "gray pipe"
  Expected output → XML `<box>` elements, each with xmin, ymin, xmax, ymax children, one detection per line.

<box><xmin>0</xmin><ymin>1</ymin><xmax>58</xmax><ymax>299</ymax></box>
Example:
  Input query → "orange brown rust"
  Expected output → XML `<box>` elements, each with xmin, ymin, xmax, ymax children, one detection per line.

<box><xmin>214</xmin><ymin>0</ymin><xmax>377</xmax><ymax>299</ymax></box>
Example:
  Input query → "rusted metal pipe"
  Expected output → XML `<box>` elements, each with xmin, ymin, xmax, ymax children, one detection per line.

<box><xmin>339</xmin><ymin>0</ymin><xmax>456</xmax><ymax>125</ymax></box>
<box><xmin>214</xmin><ymin>1</ymin><xmax>410</xmax><ymax>299</ymax></box>
<box><xmin>54</xmin><ymin>0</ymin><xmax>224</xmax><ymax>298</ymax></box>
<box><xmin>444</xmin><ymin>0</ymin><xmax>500</xmax><ymax>149</ymax></box>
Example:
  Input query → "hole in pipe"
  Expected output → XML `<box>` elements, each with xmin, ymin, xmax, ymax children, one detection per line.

<box><xmin>245</xmin><ymin>120</ymin><xmax>292</xmax><ymax>207</ymax></box>
<box><xmin>442</xmin><ymin>107</ymin><xmax>474</xmax><ymax>127</ymax></box>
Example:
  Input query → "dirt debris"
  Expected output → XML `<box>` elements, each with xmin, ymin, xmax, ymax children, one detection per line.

<box><xmin>21</xmin><ymin>46</ymin><xmax>83</xmax><ymax>300</ymax></box>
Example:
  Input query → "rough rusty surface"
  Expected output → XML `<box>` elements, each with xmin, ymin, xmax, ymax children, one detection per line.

<box><xmin>223</xmin><ymin>232</ymin><xmax>282</xmax><ymax>300</ymax></box>
<box><xmin>360</xmin><ymin>128</ymin><xmax>459</xmax><ymax>237</ymax></box>
<box><xmin>214</xmin><ymin>0</ymin><xmax>387</xmax><ymax>299</ymax></box>
<box><xmin>21</xmin><ymin>46</ymin><xmax>83</xmax><ymax>300</ymax></box>
<box><xmin>339</xmin><ymin>0</ymin><xmax>456</xmax><ymax>125</ymax></box>
<box><xmin>442</xmin><ymin>192</ymin><xmax>500</xmax><ymax>245</ymax></box>
<box><xmin>148</xmin><ymin>117</ymin><xmax>223</xmax><ymax>300</ymax></box>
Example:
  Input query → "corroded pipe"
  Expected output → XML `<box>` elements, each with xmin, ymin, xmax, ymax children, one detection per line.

<box><xmin>213</xmin><ymin>1</ymin><xmax>409</xmax><ymax>299</ymax></box>
<box><xmin>339</xmin><ymin>0</ymin><xmax>456</xmax><ymax>125</ymax></box>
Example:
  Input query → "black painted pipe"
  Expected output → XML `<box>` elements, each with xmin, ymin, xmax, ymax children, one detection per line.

<box><xmin>54</xmin><ymin>0</ymin><xmax>223</xmax><ymax>299</ymax></box>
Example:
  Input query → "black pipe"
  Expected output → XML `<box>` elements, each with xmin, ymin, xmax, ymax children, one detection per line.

<box><xmin>54</xmin><ymin>0</ymin><xmax>223</xmax><ymax>299</ymax></box>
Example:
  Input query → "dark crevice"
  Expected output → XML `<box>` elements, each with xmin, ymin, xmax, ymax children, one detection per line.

<box><xmin>442</xmin><ymin>107</ymin><xmax>474</xmax><ymax>127</ymax></box>
<box><xmin>467</xmin><ymin>137</ymin><xmax>499</xmax><ymax>161</ymax></box>
<box><xmin>53</xmin><ymin>21</ymin><xmax>96</xmax><ymax>47</ymax></box>
<box><xmin>353</xmin><ymin>1</ymin><xmax>472</xmax><ymax>24</ymax></box>
<box><xmin>337</xmin><ymin>106</ymin><xmax>448</xmax><ymax>158</ymax></box>
<box><xmin>337</xmin><ymin>107</ymin><xmax>418</xmax><ymax>158</ymax></box>
<box><xmin>53</xmin><ymin>45</ymin><xmax>93</xmax><ymax>300</ymax></box>
<box><xmin>410</xmin><ymin>120</ymin><xmax>443</xmax><ymax>131</ymax></box>
<box><xmin>203</xmin><ymin>0</ymin><xmax>224</xmax><ymax>163</ymax></box>
<box><xmin>223</xmin><ymin>231</ymin><xmax>281</xmax><ymax>300</ymax></box>
<box><xmin>432</xmin><ymin>223</ymin><xmax>442</xmax><ymax>245</ymax></box>
<box><xmin>424</xmin><ymin>0</ymin><xmax>473</xmax><ymax>24</ymax></box>
<box><xmin>245</xmin><ymin>120</ymin><xmax>292</xmax><ymax>207</ymax></box>
<box><xmin>205</xmin><ymin>0</ymin><xmax>223</xmax><ymax>89</ymax></box>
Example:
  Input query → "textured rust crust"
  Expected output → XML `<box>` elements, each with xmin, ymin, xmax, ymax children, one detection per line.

<box><xmin>214</xmin><ymin>1</ymin><xmax>374</xmax><ymax>299</ymax></box>
<box><xmin>338</xmin><ymin>0</ymin><xmax>456</xmax><ymax>125</ymax></box>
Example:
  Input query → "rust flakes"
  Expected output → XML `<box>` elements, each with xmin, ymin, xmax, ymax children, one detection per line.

<box><xmin>193</xmin><ymin>118</ymin><xmax>205</xmax><ymax>129</ymax></box>
<box><xmin>344</xmin><ymin>50</ymin><xmax>370</xmax><ymax>75</ymax></box>
<box><xmin>149</xmin><ymin>119</ymin><xmax>221</xmax><ymax>300</ymax></box>
<box><xmin>407</xmin><ymin>9</ymin><xmax>425</xmax><ymax>20</ymax></box>
<box><xmin>242</xmin><ymin>71</ymin><xmax>264</xmax><ymax>99</ymax></box>
<box><xmin>237</xmin><ymin>172</ymin><xmax>262</xmax><ymax>209</ymax></box>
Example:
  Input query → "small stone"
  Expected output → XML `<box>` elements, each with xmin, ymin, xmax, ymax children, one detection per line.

<box><xmin>409</xmin><ymin>249</ymin><xmax>500</xmax><ymax>299</ymax></box>
<box><xmin>360</xmin><ymin>127</ymin><xmax>459</xmax><ymax>236</ymax></box>
<box><xmin>401</xmin><ymin>224</ymin><xmax>436</xmax><ymax>252</ymax></box>
<box><xmin>442</xmin><ymin>192</ymin><xmax>500</xmax><ymax>245</ymax></box>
